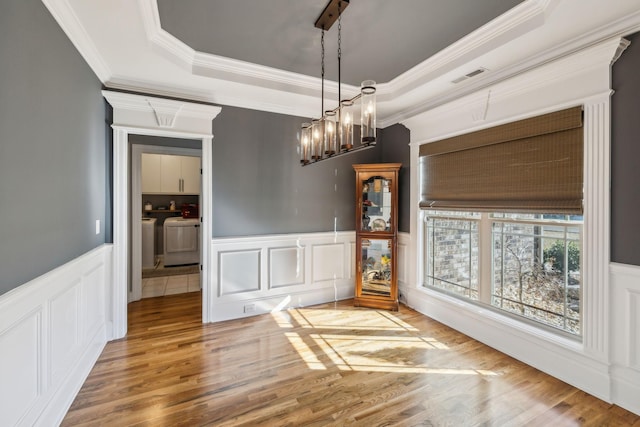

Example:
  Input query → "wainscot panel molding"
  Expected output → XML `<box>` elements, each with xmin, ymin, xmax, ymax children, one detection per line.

<box><xmin>209</xmin><ymin>232</ymin><xmax>357</xmax><ymax>322</ymax></box>
<box><xmin>0</xmin><ymin>245</ymin><xmax>112</xmax><ymax>427</ymax></box>
<box><xmin>401</xmin><ymin>37</ymin><xmax>638</xmax><ymax>415</ymax></box>
<box><xmin>610</xmin><ymin>263</ymin><xmax>640</xmax><ymax>416</ymax></box>
<box><xmin>397</xmin><ymin>232</ymin><xmax>411</xmax><ymax>305</ymax></box>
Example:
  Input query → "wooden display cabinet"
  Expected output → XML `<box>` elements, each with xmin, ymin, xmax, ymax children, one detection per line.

<box><xmin>353</xmin><ymin>163</ymin><xmax>401</xmax><ymax>310</ymax></box>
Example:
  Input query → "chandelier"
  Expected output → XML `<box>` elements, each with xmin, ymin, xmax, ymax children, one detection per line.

<box><xmin>300</xmin><ymin>0</ymin><xmax>376</xmax><ymax>166</ymax></box>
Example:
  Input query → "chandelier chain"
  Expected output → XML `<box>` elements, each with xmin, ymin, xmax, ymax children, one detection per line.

<box><xmin>338</xmin><ymin>2</ymin><xmax>342</xmax><ymax>106</ymax></box>
<box><xmin>338</xmin><ymin>6</ymin><xmax>342</xmax><ymax>60</ymax></box>
<box><xmin>321</xmin><ymin>29</ymin><xmax>325</xmax><ymax>115</ymax></box>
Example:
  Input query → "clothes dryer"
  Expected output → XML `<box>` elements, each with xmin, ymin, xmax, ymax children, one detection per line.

<box><xmin>163</xmin><ymin>217</ymin><xmax>200</xmax><ymax>266</ymax></box>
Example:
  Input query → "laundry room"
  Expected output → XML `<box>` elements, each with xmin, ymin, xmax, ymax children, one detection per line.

<box><xmin>136</xmin><ymin>147</ymin><xmax>202</xmax><ymax>299</ymax></box>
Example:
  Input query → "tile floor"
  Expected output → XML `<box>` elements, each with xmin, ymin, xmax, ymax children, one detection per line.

<box><xmin>141</xmin><ymin>273</ymin><xmax>201</xmax><ymax>299</ymax></box>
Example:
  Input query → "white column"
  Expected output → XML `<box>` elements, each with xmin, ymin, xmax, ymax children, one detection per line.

<box><xmin>201</xmin><ymin>136</ymin><xmax>213</xmax><ymax>323</ymax></box>
<box><xmin>582</xmin><ymin>93</ymin><xmax>613</xmax><ymax>362</ymax></box>
<box><xmin>111</xmin><ymin>126</ymin><xmax>129</xmax><ymax>339</ymax></box>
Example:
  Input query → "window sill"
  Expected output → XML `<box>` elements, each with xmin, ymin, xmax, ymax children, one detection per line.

<box><xmin>415</xmin><ymin>285</ymin><xmax>584</xmax><ymax>354</ymax></box>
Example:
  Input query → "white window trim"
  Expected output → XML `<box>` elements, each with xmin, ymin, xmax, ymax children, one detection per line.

<box><xmin>423</xmin><ymin>211</ymin><xmax>583</xmax><ymax>336</ymax></box>
<box><xmin>401</xmin><ymin>37</ymin><xmax>629</xmax><ymax>402</ymax></box>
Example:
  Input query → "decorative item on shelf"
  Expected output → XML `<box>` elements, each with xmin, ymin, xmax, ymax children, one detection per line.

<box><xmin>144</xmin><ymin>201</ymin><xmax>152</xmax><ymax>211</ymax></box>
<box><xmin>169</xmin><ymin>200</ymin><xmax>176</xmax><ymax>211</ymax></box>
<box><xmin>371</xmin><ymin>218</ymin><xmax>386</xmax><ymax>231</ymax></box>
<box><xmin>181</xmin><ymin>203</ymin><xmax>199</xmax><ymax>219</ymax></box>
<box><xmin>298</xmin><ymin>0</ymin><xmax>377</xmax><ymax>166</ymax></box>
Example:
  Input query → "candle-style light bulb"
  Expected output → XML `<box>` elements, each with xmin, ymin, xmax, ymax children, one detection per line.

<box><xmin>360</xmin><ymin>80</ymin><xmax>376</xmax><ymax>145</ymax></box>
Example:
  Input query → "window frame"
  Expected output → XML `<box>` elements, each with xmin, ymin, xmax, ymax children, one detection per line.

<box><xmin>423</xmin><ymin>210</ymin><xmax>584</xmax><ymax>338</ymax></box>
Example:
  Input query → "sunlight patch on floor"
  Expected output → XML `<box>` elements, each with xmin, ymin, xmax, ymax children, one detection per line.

<box><xmin>276</xmin><ymin>307</ymin><xmax>497</xmax><ymax>376</ymax></box>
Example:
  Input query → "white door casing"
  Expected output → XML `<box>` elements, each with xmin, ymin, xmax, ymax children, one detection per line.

<box><xmin>103</xmin><ymin>90</ymin><xmax>221</xmax><ymax>338</ymax></box>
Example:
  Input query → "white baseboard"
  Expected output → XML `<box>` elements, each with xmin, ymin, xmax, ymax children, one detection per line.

<box><xmin>0</xmin><ymin>245</ymin><xmax>112</xmax><ymax>426</ymax></box>
<box><xmin>399</xmin><ymin>262</ymin><xmax>640</xmax><ymax>416</ymax></box>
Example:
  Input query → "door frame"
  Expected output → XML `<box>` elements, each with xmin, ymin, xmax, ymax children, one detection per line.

<box><xmin>103</xmin><ymin>90</ymin><xmax>221</xmax><ymax>339</ymax></box>
<box><xmin>131</xmin><ymin>144</ymin><xmax>202</xmax><ymax>302</ymax></box>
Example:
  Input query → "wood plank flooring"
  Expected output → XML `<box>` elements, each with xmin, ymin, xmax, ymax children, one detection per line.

<box><xmin>63</xmin><ymin>292</ymin><xmax>640</xmax><ymax>426</ymax></box>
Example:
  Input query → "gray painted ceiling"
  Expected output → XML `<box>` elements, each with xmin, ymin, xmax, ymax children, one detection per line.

<box><xmin>157</xmin><ymin>0</ymin><xmax>523</xmax><ymax>86</ymax></box>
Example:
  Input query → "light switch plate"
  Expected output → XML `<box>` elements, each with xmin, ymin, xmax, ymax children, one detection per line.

<box><xmin>95</xmin><ymin>219</ymin><xmax>100</xmax><ymax>235</ymax></box>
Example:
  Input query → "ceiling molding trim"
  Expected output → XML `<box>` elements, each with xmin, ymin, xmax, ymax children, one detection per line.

<box><xmin>383</xmin><ymin>9</ymin><xmax>640</xmax><ymax>127</ymax></box>
<box><xmin>105</xmin><ymin>77</ymin><xmax>316</xmax><ymax>119</ymax></box>
<box><xmin>383</xmin><ymin>0</ymin><xmax>551</xmax><ymax>97</ymax></box>
<box><xmin>42</xmin><ymin>0</ymin><xmax>112</xmax><ymax>82</ymax></box>
<box><xmin>401</xmin><ymin>36</ymin><xmax>626</xmax><ymax>143</ymax></box>
<box><xmin>192</xmin><ymin>51</ymin><xmax>337</xmax><ymax>93</ymax></box>
<box><xmin>141</xmin><ymin>0</ymin><xmax>359</xmax><ymax>97</ymax></box>
<box><xmin>140</xmin><ymin>0</ymin><xmax>196</xmax><ymax>68</ymax></box>
<box><xmin>103</xmin><ymin>90</ymin><xmax>222</xmax><ymax>133</ymax></box>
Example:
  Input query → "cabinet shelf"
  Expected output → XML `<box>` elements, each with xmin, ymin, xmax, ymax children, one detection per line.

<box><xmin>143</xmin><ymin>210</ymin><xmax>182</xmax><ymax>214</ymax></box>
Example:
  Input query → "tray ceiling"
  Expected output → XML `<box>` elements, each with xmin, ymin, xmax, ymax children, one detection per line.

<box><xmin>43</xmin><ymin>0</ymin><xmax>640</xmax><ymax>126</ymax></box>
<box><xmin>156</xmin><ymin>0</ymin><xmax>522</xmax><ymax>86</ymax></box>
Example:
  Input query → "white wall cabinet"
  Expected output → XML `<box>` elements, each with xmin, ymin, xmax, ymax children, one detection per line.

<box><xmin>142</xmin><ymin>153</ymin><xmax>200</xmax><ymax>194</ymax></box>
<box><xmin>180</xmin><ymin>155</ymin><xmax>201</xmax><ymax>194</ymax></box>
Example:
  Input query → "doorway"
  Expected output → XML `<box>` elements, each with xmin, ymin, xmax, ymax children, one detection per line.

<box><xmin>131</xmin><ymin>141</ymin><xmax>202</xmax><ymax>301</ymax></box>
<box><xmin>104</xmin><ymin>90</ymin><xmax>221</xmax><ymax>339</ymax></box>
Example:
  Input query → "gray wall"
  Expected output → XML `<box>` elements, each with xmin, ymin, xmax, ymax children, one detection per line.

<box><xmin>611</xmin><ymin>31</ymin><xmax>640</xmax><ymax>266</ymax></box>
<box><xmin>0</xmin><ymin>0</ymin><xmax>105</xmax><ymax>295</ymax></box>
<box><xmin>211</xmin><ymin>106</ymin><xmax>383</xmax><ymax>237</ymax></box>
<box><xmin>379</xmin><ymin>124</ymin><xmax>411</xmax><ymax>233</ymax></box>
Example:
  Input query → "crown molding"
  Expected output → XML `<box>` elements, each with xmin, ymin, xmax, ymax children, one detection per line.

<box><xmin>102</xmin><ymin>90</ymin><xmax>222</xmax><ymax>131</ymax></box>
<box><xmin>402</xmin><ymin>36</ymin><xmax>626</xmax><ymax>144</ymax></box>
<box><xmin>383</xmin><ymin>0</ymin><xmax>554</xmax><ymax>97</ymax></box>
<box><xmin>383</xmin><ymin>7</ymin><xmax>640</xmax><ymax>127</ymax></box>
<box><xmin>105</xmin><ymin>77</ymin><xmax>315</xmax><ymax>119</ymax></box>
<box><xmin>41</xmin><ymin>0</ymin><xmax>112</xmax><ymax>82</ymax></box>
<box><xmin>139</xmin><ymin>0</ymin><xmax>359</xmax><ymax>101</ymax></box>
<box><xmin>138</xmin><ymin>0</ymin><xmax>554</xmax><ymax>104</ymax></box>
<box><xmin>140</xmin><ymin>0</ymin><xmax>196</xmax><ymax>68</ymax></box>
<box><xmin>46</xmin><ymin>0</ymin><xmax>640</xmax><ymax>129</ymax></box>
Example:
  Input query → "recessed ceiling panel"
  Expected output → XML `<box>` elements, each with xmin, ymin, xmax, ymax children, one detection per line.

<box><xmin>157</xmin><ymin>0</ymin><xmax>523</xmax><ymax>85</ymax></box>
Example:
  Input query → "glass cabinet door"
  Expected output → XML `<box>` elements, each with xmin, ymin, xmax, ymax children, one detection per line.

<box><xmin>359</xmin><ymin>237</ymin><xmax>393</xmax><ymax>298</ymax></box>
<box><xmin>361</xmin><ymin>176</ymin><xmax>393</xmax><ymax>232</ymax></box>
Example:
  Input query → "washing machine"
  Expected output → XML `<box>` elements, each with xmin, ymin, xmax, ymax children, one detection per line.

<box><xmin>163</xmin><ymin>217</ymin><xmax>200</xmax><ymax>266</ymax></box>
<box><xmin>141</xmin><ymin>217</ymin><xmax>157</xmax><ymax>269</ymax></box>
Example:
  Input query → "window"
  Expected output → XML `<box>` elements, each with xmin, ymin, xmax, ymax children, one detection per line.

<box><xmin>419</xmin><ymin>107</ymin><xmax>584</xmax><ymax>336</ymax></box>
<box><xmin>424</xmin><ymin>211</ymin><xmax>582</xmax><ymax>336</ymax></box>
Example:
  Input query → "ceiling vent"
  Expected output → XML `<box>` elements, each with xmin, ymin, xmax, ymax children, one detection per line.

<box><xmin>452</xmin><ymin>67</ymin><xmax>487</xmax><ymax>84</ymax></box>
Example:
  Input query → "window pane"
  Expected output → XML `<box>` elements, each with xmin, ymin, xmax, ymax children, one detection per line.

<box><xmin>424</xmin><ymin>213</ymin><xmax>479</xmax><ymax>300</ymax></box>
<box><xmin>492</xmin><ymin>219</ymin><xmax>581</xmax><ymax>335</ymax></box>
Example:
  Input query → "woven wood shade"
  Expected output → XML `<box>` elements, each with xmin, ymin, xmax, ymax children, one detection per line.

<box><xmin>419</xmin><ymin>106</ymin><xmax>583</xmax><ymax>213</ymax></box>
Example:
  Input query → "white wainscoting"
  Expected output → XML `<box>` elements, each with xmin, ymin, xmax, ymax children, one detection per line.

<box><xmin>610</xmin><ymin>263</ymin><xmax>640</xmax><ymax>415</ymax></box>
<box><xmin>0</xmin><ymin>245</ymin><xmax>112</xmax><ymax>427</ymax></box>
<box><xmin>397</xmin><ymin>232</ymin><xmax>410</xmax><ymax>305</ymax></box>
<box><xmin>208</xmin><ymin>232</ymin><xmax>356</xmax><ymax>322</ymax></box>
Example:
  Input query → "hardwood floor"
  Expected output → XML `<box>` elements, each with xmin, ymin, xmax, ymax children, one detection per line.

<box><xmin>63</xmin><ymin>293</ymin><xmax>639</xmax><ymax>426</ymax></box>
